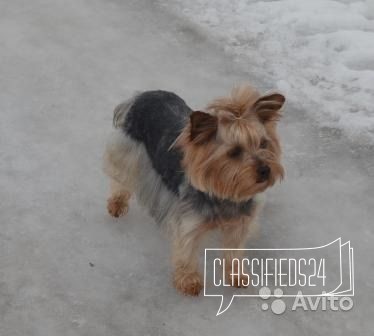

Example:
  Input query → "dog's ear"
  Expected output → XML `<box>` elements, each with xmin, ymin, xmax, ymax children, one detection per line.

<box><xmin>190</xmin><ymin>111</ymin><xmax>218</xmax><ymax>144</ymax></box>
<box><xmin>253</xmin><ymin>93</ymin><xmax>285</xmax><ymax>123</ymax></box>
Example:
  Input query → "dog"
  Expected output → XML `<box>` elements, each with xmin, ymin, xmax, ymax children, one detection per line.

<box><xmin>103</xmin><ymin>84</ymin><xmax>285</xmax><ymax>296</ymax></box>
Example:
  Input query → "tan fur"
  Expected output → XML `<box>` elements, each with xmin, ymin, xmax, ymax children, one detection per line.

<box><xmin>172</xmin><ymin>217</ymin><xmax>215</xmax><ymax>296</ymax></box>
<box><xmin>219</xmin><ymin>205</ymin><xmax>261</xmax><ymax>288</ymax></box>
<box><xmin>207</xmin><ymin>84</ymin><xmax>261</xmax><ymax>118</ymax></box>
<box><xmin>175</xmin><ymin>84</ymin><xmax>285</xmax><ymax>202</ymax></box>
<box><xmin>107</xmin><ymin>179</ymin><xmax>131</xmax><ymax>217</ymax></box>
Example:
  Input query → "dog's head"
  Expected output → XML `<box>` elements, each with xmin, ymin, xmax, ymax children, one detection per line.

<box><xmin>176</xmin><ymin>85</ymin><xmax>285</xmax><ymax>202</ymax></box>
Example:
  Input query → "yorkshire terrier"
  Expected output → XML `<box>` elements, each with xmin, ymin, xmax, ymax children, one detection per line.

<box><xmin>104</xmin><ymin>84</ymin><xmax>285</xmax><ymax>296</ymax></box>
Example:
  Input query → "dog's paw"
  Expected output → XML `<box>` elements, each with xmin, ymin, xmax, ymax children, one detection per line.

<box><xmin>107</xmin><ymin>195</ymin><xmax>129</xmax><ymax>218</ymax></box>
<box><xmin>174</xmin><ymin>271</ymin><xmax>203</xmax><ymax>296</ymax></box>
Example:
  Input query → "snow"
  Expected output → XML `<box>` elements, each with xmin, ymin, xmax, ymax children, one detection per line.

<box><xmin>160</xmin><ymin>0</ymin><xmax>374</xmax><ymax>143</ymax></box>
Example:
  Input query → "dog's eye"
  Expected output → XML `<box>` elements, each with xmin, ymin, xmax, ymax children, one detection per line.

<box><xmin>228</xmin><ymin>146</ymin><xmax>243</xmax><ymax>158</ymax></box>
<box><xmin>259</xmin><ymin>139</ymin><xmax>268</xmax><ymax>149</ymax></box>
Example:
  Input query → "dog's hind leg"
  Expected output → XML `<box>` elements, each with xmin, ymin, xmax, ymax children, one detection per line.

<box><xmin>103</xmin><ymin>130</ymin><xmax>140</xmax><ymax>218</ymax></box>
<box><xmin>107</xmin><ymin>179</ymin><xmax>131</xmax><ymax>218</ymax></box>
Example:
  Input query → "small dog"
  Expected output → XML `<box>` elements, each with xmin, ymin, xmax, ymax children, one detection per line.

<box><xmin>104</xmin><ymin>85</ymin><xmax>285</xmax><ymax>296</ymax></box>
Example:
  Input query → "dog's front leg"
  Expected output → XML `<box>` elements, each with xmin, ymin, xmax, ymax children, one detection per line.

<box><xmin>220</xmin><ymin>216</ymin><xmax>252</xmax><ymax>288</ymax></box>
<box><xmin>172</xmin><ymin>217</ymin><xmax>212</xmax><ymax>296</ymax></box>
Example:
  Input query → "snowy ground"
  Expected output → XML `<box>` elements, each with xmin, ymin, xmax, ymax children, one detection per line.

<box><xmin>0</xmin><ymin>0</ymin><xmax>373</xmax><ymax>335</ymax></box>
<box><xmin>160</xmin><ymin>0</ymin><xmax>374</xmax><ymax>143</ymax></box>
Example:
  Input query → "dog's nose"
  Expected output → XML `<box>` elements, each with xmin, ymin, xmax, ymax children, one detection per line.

<box><xmin>256</xmin><ymin>165</ymin><xmax>270</xmax><ymax>182</ymax></box>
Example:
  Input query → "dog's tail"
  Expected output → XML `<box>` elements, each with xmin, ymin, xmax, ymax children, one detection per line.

<box><xmin>113</xmin><ymin>93</ymin><xmax>140</xmax><ymax>128</ymax></box>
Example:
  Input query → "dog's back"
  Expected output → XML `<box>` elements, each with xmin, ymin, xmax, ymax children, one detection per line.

<box><xmin>114</xmin><ymin>90</ymin><xmax>192</xmax><ymax>194</ymax></box>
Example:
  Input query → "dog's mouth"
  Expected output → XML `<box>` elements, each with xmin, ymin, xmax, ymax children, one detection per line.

<box><xmin>234</xmin><ymin>181</ymin><xmax>269</xmax><ymax>201</ymax></box>
<box><xmin>254</xmin><ymin>181</ymin><xmax>269</xmax><ymax>192</ymax></box>
<box><xmin>256</xmin><ymin>176</ymin><xmax>268</xmax><ymax>184</ymax></box>
<box><xmin>252</xmin><ymin>174</ymin><xmax>277</xmax><ymax>193</ymax></box>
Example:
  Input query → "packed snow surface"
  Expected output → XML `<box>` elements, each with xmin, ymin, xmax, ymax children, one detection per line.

<box><xmin>161</xmin><ymin>0</ymin><xmax>374</xmax><ymax>143</ymax></box>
